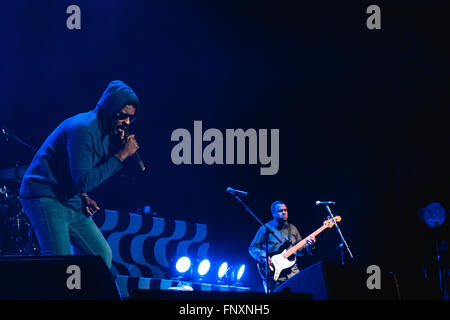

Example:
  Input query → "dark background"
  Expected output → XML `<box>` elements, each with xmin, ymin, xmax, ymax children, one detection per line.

<box><xmin>1</xmin><ymin>1</ymin><xmax>448</xmax><ymax>291</ymax></box>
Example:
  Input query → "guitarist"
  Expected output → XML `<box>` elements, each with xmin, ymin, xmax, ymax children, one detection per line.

<box><xmin>248</xmin><ymin>201</ymin><xmax>316</xmax><ymax>292</ymax></box>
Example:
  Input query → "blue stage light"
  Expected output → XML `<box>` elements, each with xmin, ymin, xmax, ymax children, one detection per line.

<box><xmin>175</xmin><ymin>256</ymin><xmax>191</xmax><ymax>273</ymax></box>
<box><xmin>218</xmin><ymin>262</ymin><xmax>228</xmax><ymax>278</ymax></box>
<box><xmin>197</xmin><ymin>259</ymin><xmax>211</xmax><ymax>276</ymax></box>
<box><xmin>236</xmin><ymin>264</ymin><xmax>246</xmax><ymax>280</ymax></box>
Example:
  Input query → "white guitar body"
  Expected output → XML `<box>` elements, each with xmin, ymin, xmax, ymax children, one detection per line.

<box><xmin>270</xmin><ymin>249</ymin><xmax>296</xmax><ymax>281</ymax></box>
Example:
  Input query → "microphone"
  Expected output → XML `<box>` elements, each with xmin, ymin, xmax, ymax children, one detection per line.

<box><xmin>226</xmin><ymin>187</ymin><xmax>248</xmax><ymax>196</ymax></box>
<box><xmin>1</xmin><ymin>126</ymin><xmax>9</xmax><ymax>142</ymax></box>
<box><xmin>122</xmin><ymin>126</ymin><xmax>146</xmax><ymax>172</ymax></box>
<box><xmin>315</xmin><ymin>201</ymin><xmax>335</xmax><ymax>206</ymax></box>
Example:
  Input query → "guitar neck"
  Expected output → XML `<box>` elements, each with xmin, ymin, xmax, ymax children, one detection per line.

<box><xmin>283</xmin><ymin>225</ymin><xmax>327</xmax><ymax>258</ymax></box>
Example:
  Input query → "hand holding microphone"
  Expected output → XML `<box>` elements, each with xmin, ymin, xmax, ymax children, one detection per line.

<box><xmin>115</xmin><ymin>133</ymin><xmax>139</xmax><ymax>160</ymax></box>
<box><xmin>115</xmin><ymin>126</ymin><xmax>146</xmax><ymax>171</ymax></box>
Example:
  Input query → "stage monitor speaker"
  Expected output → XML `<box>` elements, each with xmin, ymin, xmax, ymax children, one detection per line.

<box><xmin>274</xmin><ymin>261</ymin><xmax>442</xmax><ymax>300</ymax></box>
<box><xmin>0</xmin><ymin>254</ymin><xmax>121</xmax><ymax>300</ymax></box>
<box><xmin>274</xmin><ymin>261</ymin><xmax>397</xmax><ymax>299</ymax></box>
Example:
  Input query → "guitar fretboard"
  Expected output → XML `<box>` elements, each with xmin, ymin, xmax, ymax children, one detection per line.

<box><xmin>282</xmin><ymin>224</ymin><xmax>328</xmax><ymax>258</ymax></box>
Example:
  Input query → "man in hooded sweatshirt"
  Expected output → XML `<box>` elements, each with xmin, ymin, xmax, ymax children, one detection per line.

<box><xmin>19</xmin><ymin>80</ymin><xmax>140</xmax><ymax>269</ymax></box>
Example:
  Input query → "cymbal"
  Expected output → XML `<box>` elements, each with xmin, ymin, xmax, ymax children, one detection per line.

<box><xmin>0</xmin><ymin>165</ymin><xmax>28</xmax><ymax>181</ymax></box>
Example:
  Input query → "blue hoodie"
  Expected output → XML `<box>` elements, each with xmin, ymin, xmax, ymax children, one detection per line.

<box><xmin>19</xmin><ymin>80</ymin><xmax>139</xmax><ymax>209</ymax></box>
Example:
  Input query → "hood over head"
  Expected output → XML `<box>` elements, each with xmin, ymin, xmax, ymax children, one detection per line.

<box><xmin>94</xmin><ymin>80</ymin><xmax>140</xmax><ymax>120</ymax></box>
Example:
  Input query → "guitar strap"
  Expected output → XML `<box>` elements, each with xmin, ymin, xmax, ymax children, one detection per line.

<box><xmin>267</xmin><ymin>222</ymin><xmax>291</xmax><ymax>245</ymax></box>
<box><xmin>285</xmin><ymin>222</ymin><xmax>294</xmax><ymax>247</ymax></box>
<box><xmin>287</xmin><ymin>223</ymin><xmax>292</xmax><ymax>243</ymax></box>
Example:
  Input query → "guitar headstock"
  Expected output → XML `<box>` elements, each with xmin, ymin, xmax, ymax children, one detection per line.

<box><xmin>323</xmin><ymin>216</ymin><xmax>342</xmax><ymax>228</ymax></box>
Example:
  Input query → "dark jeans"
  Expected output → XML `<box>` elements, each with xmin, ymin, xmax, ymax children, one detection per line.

<box><xmin>20</xmin><ymin>197</ymin><xmax>112</xmax><ymax>269</ymax></box>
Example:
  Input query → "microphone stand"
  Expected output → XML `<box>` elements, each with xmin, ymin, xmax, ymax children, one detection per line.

<box><xmin>324</xmin><ymin>204</ymin><xmax>353</xmax><ymax>262</ymax></box>
<box><xmin>232</xmin><ymin>195</ymin><xmax>282</xmax><ymax>294</ymax></box>
<box><xmin>433</xmin><ymin>222</ymin><xmax>444</xmax><ymax>298</ymax></box>
<box><xmin>1</xmin><ymin>125</ymin><xmax>37</xmax><ymax>152</ymax></box>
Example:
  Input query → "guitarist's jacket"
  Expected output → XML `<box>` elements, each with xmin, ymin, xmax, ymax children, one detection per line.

<box><xmin>249</xmin><ymin>220</ymin><xmax>309</xmax><ymax>289</ymax></box>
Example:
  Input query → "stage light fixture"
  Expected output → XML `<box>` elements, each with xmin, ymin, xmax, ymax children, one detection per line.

<box><xmin>197</xmin><ymin>258</ymin><xmax>211</xmax><ymax>276</ymax></box>
<box><xmin>175</xmin><ymin>256</ymin><xmax>192</xmax><ymax>273</ymax></box>
<box><xmin>236</xmin><ymin>264</ymin><xmax>246</xmax><ymax>281</ymax></box>
<box><xmin>218</xmin><ymin>262</ymin><xmax>228</xmax><ymax>279</ymax></box>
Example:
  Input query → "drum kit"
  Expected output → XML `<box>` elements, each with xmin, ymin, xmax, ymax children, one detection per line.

<box><xmin>0</xmin><ymin>125</ymin><xmax>40</xmax><ymax>255</ymax></box>
<box><xmin>0</xmin><ymin>166</ymin><xmax>40</xmax><ymax>255</ymax></box>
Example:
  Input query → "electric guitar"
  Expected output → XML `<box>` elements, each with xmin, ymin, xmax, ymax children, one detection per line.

<box><xmin>257</xmin><ymin>216</ymin><xmax>342</xmax><ymax>282</ymax></box>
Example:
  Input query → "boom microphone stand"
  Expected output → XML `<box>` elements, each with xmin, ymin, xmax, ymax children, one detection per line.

<box><xmin>1</xmin><ymin>125</ymin><xmax>37</xmax><ymax>153</ymax></box>
<box><xmin>231</xmin><ymin>195</ymin><xmax>283</xmax><ymax>294</ymax></box>
<box><xmin>323</xmin><ymin>203</ymin><xmax>353</xmax><ymax>262</ymax></box>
